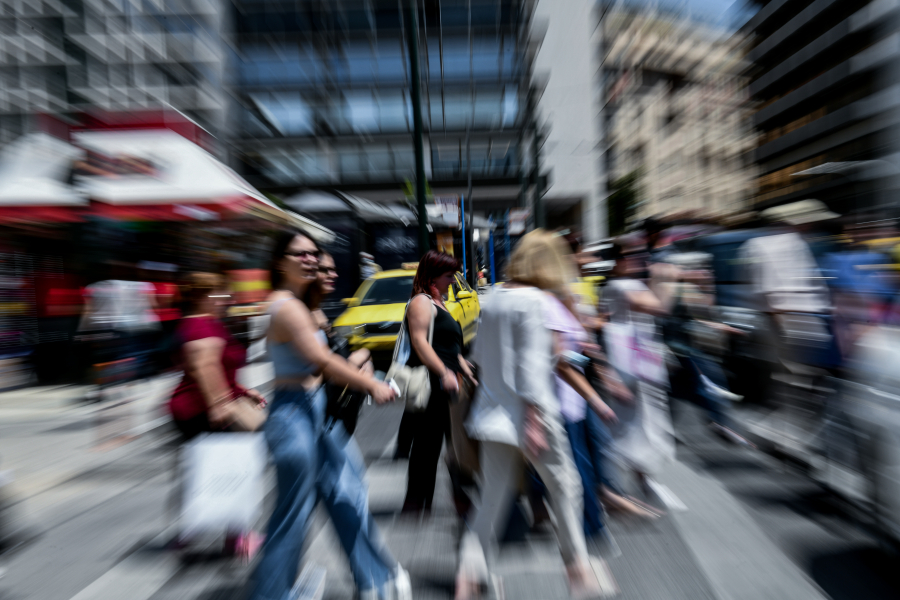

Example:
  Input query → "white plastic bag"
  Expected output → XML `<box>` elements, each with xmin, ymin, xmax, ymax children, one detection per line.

<box><xmin>604</xmin><ymin>321</ymin><xmax>667</xmax><ymax>386</ymax></box>
<box><xmin>180</xmin><ymin>433</ymin><xmax>267</xmax><ymax>537</ymax></box>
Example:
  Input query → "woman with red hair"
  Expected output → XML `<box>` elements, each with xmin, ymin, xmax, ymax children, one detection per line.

<box><xmin>400</xmin><ymin>250</ymin><xmax>476</xmax><ymax>513</ymax></box>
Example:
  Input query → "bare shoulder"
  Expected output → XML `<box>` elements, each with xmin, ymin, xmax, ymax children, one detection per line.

<box><xmin>268</xmin><ymin>293</ymin><xmax>311</xmax><ymax>341</ymax></box>
<box><xmin>409</xmin><ymin>293</ymin><xmax>434</xmax><ymax>312</ymax></box>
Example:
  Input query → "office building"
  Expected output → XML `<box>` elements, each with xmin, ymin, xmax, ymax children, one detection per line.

<box><xmin>603</xmin><ymin>8</ymin><xmax>757</xmax><ymax>221</ymax></box>
<box><xmin>228</xmin><ymin>0</ymin><xmax>535</xmax><ymax>222</ymax></box>
<box><xmin>743</xmin><ymin>0</ymin><xmax>900</xmax><ymax>213</ymax></box>
<box><xmin>532</xmin><ymin>0</ymin><xmax>607</xmax><ymax>240</ymax></box>
<box><xmin>0</xmin><ymin>0</ymin><xmax>227</xmax><ymax>145</ymax></box>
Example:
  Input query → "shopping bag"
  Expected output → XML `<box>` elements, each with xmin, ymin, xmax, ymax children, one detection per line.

<box><xmin>604</xmin><ymin>322</ymin><xmax>636</xmax><ymax>376</ymax></box>
<box><xmin>604</xmin><ymin>321</ymin><xmax>667</xmax><ymax>386</ymax></box>
<box><xmin>448</xmin><ymin>373</ymin><xmax>480</xmax><ymax>477</ymax></box>
<box><xmin>180</xmin><ymin>433</ymin><xmax>267</xmax><ymax>537</ymax></box>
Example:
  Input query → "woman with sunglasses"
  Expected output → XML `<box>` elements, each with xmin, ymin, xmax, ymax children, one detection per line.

<box><xmin>310</xmin><ymin>251</ymin><xmax>374</xmax><ymax>435</ymax></box>
<box><xmin>250</xmin><ymin>230</ymin><xmax>407</xmax><ymax>600</ymax></box>
<box><xmin>168</xmin><ymin>272</ymin><xmax>266</xmax><ymax>558</ymax></box>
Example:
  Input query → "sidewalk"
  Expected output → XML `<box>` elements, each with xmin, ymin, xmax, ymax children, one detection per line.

<box><xmin>0</xmin><ymin>362</ymin><xmax>272</xmax><ymax>514</ymax></box>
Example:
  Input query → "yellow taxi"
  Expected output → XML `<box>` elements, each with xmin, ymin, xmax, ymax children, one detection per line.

<box><xmin>332</xmin><ymin>263</ymin><xmax>481</xmax><ymax>352</ymax></box>
<box><xmin>570</xmin><ymin>276</ymin><xmax>605</xmax><ymax>309</ymax></box>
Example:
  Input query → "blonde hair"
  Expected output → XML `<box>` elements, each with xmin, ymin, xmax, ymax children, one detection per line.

<box><xmin>507</xmin><ymin>229</ymin><xmax>578</xmax><ymax>312</ymax></box>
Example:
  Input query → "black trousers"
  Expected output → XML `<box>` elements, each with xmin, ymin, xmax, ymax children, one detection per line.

<box><xmin>401</xmin><ymin>373</ymin><xmax>451</xmax><ymax>510</ymax></box>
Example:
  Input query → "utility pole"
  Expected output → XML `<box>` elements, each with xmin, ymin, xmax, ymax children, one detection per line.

<box><xmin>406</xmin><ymin>0</ymin><xmax>429</xmax><ymax>256</ymax></box>
<box><xmin>531</xmin><ymin>86</ymin><xmax>546</xmax><ymax>229</ymax></box>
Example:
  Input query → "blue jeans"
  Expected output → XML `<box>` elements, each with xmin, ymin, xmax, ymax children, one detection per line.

<box><xmin>584</xmin><ymin>409</ymin><xmax>621</xmax><ymax>494</ymax></box>
<box><xmin>250</xmin><ymin>388</ymin><xmax>395</xmax><ymax>600</ymax></box>
<box><xmin>564</xmin><ymin>418</ymin><xmax>604</xmax><ymax>537</ymax></box>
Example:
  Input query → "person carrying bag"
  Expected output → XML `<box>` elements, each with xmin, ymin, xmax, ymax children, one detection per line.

<box><xmin>392</xmin><ymin>251</ymin><xmax>476</xmax><ymax>514</ymax></box>
<box><xmin>386</xmin><ymin>294</ymin><xmax>436</xmax><ymax>412</ymax></box>
<box><xmin>167</xmin><ymin>273</ymin><xmax>267</xmax><ymax>560</ymax></box>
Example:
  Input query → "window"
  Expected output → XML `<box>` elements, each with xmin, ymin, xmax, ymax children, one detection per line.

<box><xmin>457</xmin><ymin>274</ymin><xmax>473</xmax><ymax>293</ymax></box>
<box><xmin>360</xmin><ymin>277</ymin><xmax>414</xmax><ymax>305</ymax></box>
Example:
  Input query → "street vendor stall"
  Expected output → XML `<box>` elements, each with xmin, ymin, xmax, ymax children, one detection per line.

<box><xmin>0</xmin><ymin>123</ymin><xmax>334</xmax><ymax>385</ymax></box>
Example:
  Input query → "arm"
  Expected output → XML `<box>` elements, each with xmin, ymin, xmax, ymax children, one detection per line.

<box><xmin>551</xmin><ymin>332</ymin><xmax>616</xmax><ymax>423</ymax></box>
<box><xmin>627</xmin><ymin>288</ymin><xmax>667</xmax><ymax>317</ymax></box>
<box><xmin>182</xmin><ymin>337</ymin><xmax>234</xmax><ymax>424</ymax></box>
<box><xmin>458</xmin><ymin>354</ymin><xmax>476</xmax><ymax>385</ymax></box>
<box><xmin>408</xmin><ymin>295</ymin><xmax>458</xmax><ymax>393</ymax></box>
<box><xmin>277</xmin><ymin>299</ymin><xmax>395</xmax><ymax>404</ymax></box>
<box><xmin>513</xmin><ymin>297</ymin><xmax>556</xmax><ymax>456</ymax></box>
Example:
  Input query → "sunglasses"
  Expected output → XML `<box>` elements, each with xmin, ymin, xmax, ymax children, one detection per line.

<box><xmin>284</xmin><ymin>250</ymin><xmax>320</xmax><ymax>259</ymax></box>
<box><xmin>318</xmin><ymin>265</ymin><xmax>338</xmax><ymax>274</ymax></box>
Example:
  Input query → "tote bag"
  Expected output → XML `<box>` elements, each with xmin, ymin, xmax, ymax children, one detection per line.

<box><xmin>385</xmin><ymin>295</ymin><xmax>436</xmax><ymax>412</ymax></box>
<box><xmin>180</xmin><ymin>432</ymin><xmax>267</xmax><ymax>537</ymax></box>
<box><xmin>604</xmin><ymin>320</ymin><xmax>667</xmax><ymax>386</ymax></box>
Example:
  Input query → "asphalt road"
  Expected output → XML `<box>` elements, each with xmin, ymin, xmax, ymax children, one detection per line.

<box><xmin>1</xmin><ymin>386</ymin><xmax>898</xmax><ymax>600</ymax></box>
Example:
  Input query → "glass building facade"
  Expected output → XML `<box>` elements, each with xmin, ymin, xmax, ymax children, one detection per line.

<box><xmin>228</xmin><ymin>0</ymin><xmax>533</xmax><ymax>209</ymax></box>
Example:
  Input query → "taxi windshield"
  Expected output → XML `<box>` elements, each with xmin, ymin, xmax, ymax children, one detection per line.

<box><xmin>360</xmin><ymin>277</ymin><xmax>414</xmax><ymax>306</ymax></box>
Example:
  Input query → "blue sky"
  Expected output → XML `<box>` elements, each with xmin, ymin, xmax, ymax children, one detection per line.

<box><xmin>690</xmin><ymin>0</ymin><xmax>757</xmax><ymax>29</ymax></box>
<box><xmin>638</xmin><ymin>0</ymin><xmax>752</xmax><ymax>30</ymax></box>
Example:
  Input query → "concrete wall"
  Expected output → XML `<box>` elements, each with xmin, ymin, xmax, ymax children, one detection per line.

<box><xmin>533</xmin><ymin>0</ymin><xmax>607</xmax><ymax>241</ymax></box>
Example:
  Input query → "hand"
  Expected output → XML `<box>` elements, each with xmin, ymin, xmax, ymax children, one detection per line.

<box><xmin>208</xmin><ymin>402</ymin><xmax>234</xmax><ymax>427</ymax></box>
<box><xmin>441</xmin><ymin>368</ymin><xmax>459</xmax><ymax>393</ymax></box>
<box><xmin>598</xmin><ymin>366</ymin><xmax>634</xmax><ymax>403</ymax></box>
<box><xmin>369</xmin><ymin>381</ymin><xmax>396</xmax><ymax>405</ymax></box>
<box><xmin>242</xmin><ymin>388</ymin><xmax>267</xmax><ymax>408</ymax></box>
<box><xmin>593</xmin><ymin>398</ymin><xmax>618</xmax><ymax>424</ymax></box>
<box><xmin>524</xmin><ymin>405</ymin><xmax>549</xmax><ymax>458</ymax></box>
<box><xmin>458</xmin><ymin>357</ymin><xmax>478</xmax><ymax>387</ymax></box>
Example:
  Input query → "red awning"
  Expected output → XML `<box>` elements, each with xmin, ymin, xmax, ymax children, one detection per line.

<box><xmin>0</xmin><ymin>206</ymin><xmax>85</xmax><ymax>224</ymax></box>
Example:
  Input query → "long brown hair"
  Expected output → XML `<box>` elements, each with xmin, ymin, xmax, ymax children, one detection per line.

<box><xmin>412</xmin><ymin>250</ymin><xmax>461</xmax><ymax>303</ymax></box>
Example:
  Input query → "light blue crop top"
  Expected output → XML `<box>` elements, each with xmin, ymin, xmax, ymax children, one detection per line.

<box><xmin>267</xmin><ymin>298</ymin><xmax>328</xmax><ymax>378</ymax></box>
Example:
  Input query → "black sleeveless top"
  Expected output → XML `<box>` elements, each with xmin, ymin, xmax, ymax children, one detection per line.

<box><xmin>407</xmin><ymin>301</ymin><xmax>463</xmax><ymax>373</ymax></box>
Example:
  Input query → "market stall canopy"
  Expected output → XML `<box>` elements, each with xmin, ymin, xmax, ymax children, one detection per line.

<box><xmin>0</xmin><ymin>133</ymin><xmax>87</xmax><ymax>222</ymax></box>
<box><xmin>71</xmin><ymin>129</ymin><xmax>333</xmax><ymax>242</ymax></box>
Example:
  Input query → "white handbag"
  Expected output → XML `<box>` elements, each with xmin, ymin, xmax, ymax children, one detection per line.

<box><xmin>179</xmin><ymin>432</ymin><xmax>267</xmax><ymax>538</ymax></box>
<box><xmin>386</xmin><ymin>294</ymin><xmax>436</xmax><ymax>412</ymax></box>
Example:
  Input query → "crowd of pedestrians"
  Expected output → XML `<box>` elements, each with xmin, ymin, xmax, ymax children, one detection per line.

<box><xmin>147</xmin><ymin>197</ymin><xmax>900</xmax><ymax>600</ymax></box>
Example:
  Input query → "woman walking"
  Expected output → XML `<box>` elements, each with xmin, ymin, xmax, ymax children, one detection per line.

<box><xmin>602</xmin><ymin>242</ymin><xmax>675</xmax><ymax>497</ymax></box>
<box><xmin>399</xmin><ymin>250</ymin><xmax>475</xmax><ymax>513</ymax></box>
<box><xmin>456</xmin><ymin>230</ymin><xmax>610</xmax><ymax>599</ymax></box>
<box><xmin>311</xmin><ymin>251</ymin><xmax>373</xmax><ymax>436</ymax></box>
<box><xmin>168</xmin><ymin>272</ymin><xmax>266</xmax><ymax>558</ymax></box>
<box><xmin>250</xmin><ymin>229</ymin><xmax>405</xmax><ymax>600</ymax></box>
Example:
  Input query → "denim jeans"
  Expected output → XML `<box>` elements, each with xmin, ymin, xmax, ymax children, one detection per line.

<box><xmin>250</xmin><ymin>388</ymin><xmax>395</xmax><ymax>600</ymax></box>
<box><xmin>674</xmin><ymin>353</ymin><xmax>731</xmax><ymax>427</ymax></box>
<box><xmin>584</xmin><ymin>409</ymin><xmax>621</xmax><ymax>494</ymax></box>
<box><xmin>564</xmin><ymin>418</ymin><xmax>605</xmax><ymax>537</ymax></box>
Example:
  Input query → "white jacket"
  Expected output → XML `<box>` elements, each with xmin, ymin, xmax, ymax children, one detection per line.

<box><xmin>466</xmin><ymin>286</ymin><xmax>560</xmax><ymax>448</ymax></box>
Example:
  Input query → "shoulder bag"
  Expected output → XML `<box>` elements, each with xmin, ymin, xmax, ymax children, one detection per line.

<box><xmin>386</xmin><ymin>294</ymin><xmax>436</xmax><ymax>412</ymax></box>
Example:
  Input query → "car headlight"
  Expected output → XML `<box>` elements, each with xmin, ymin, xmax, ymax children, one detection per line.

<box><xmin>333</xmin><ymin>326</ymin><xmax>354</xmax><ymax>339</ymax></box>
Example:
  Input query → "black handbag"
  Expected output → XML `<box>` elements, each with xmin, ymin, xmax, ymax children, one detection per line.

<box><xmin>324</xmin><ymin>333</ymin><xmax>366</xmax><ymax>435</ymax></box>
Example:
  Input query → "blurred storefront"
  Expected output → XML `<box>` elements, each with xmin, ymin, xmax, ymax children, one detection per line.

<box><xmin>0</xmin><ymin>113</ymin><xmax>333</xmax><ymax>387</ymax></box>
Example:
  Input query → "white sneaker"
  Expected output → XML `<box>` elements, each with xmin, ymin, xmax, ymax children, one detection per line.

<box><xmin>701</xmin><ymin>375</ymin><xmax>743</xmax><ymax>402</ymax></box>
<box><xmin>392</xmin><ymin>566</ymin><xmax>412</xmax><ymax>600</ymax></box>
<box><xmin>289</xmin><ymin>563</ymin><xmax>326</xmax><ymax>600</ymax></box>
